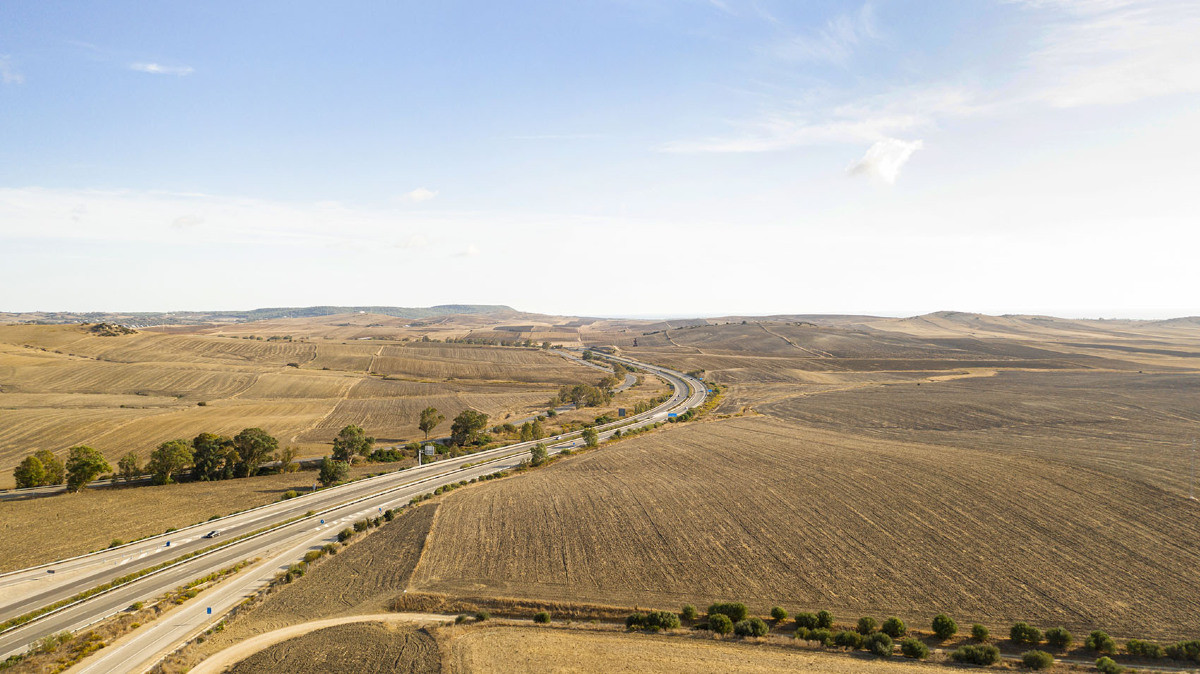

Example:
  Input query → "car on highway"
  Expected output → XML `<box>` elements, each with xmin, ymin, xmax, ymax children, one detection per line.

<box><xmin>203</xmin><ymin>530</ymin><xmax>221</xmax><ymax>538</ymax></box>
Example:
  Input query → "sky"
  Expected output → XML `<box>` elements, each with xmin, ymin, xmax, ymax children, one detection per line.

<box><xmin>1</xmin><ymin>0</ymin><xmax>1198</xmax><ymax>318</ymax></box>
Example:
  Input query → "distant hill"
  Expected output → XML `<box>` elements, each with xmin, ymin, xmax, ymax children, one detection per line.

<box><xmin>0</xmin><ymin>304</ymin><xmax>515</xmax><ymax>327</ymax></box>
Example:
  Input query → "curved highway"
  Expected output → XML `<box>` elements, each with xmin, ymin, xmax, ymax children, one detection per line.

<box><xmin>0</xmin><ymin>352</ymin><xmax>706</xmax><ymax>669</ymax></box>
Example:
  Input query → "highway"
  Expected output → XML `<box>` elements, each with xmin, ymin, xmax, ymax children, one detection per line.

<box><xmin>0</xmin><ymin>352</ymin><xmax>706</xmax><ymax>670</ymax></box>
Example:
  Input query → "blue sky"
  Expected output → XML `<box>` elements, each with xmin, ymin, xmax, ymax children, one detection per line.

<box><xmin>2</xmin><ymin>0</ymin><xmax>1198</xmax><ymax>317</ymax></box>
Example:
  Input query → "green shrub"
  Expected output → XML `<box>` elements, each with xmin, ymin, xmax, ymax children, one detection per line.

<box><xmin>626</xmin><ymin>613</ymin><xmax>646</xmax><ymax>629</ymax></box>
<box><xmin>383</xmin><ymin>509</ymin><xmax>395</xmax><ymax>521</ymax></box>
<box><xmin>857</xmin><ymin>616</ymin><xmax>878</xmax><ymax>635</ymax></box>
<box><xmin>337</xmin><ymin>528</ymin><xmax>354</xmax><ymax>542</ymax></box>
<box><xmin>281</xmin><ymin>489</ymin><xmax>299</xmax><ymax>500</ymax></box>
<box><xmin>1165</xmin><ymin>640</ymin><xmax>1200</xmax><ymax>662</ymax></box>
<box><xmin>1125</xmin><ymin>639</ymin><xmax>1164</xmax><ymax>659</ymax></box>
<box><xmin>794</xmin><ymin>612</ymin><xmax>819</xmax><ymax>630</ymax></box>
<box><xmin>1011</xmin><ymin>622</ymin><xmax>1043</xmax><ymax>645</ymax></box>
<box><xmin>303</xmin><ymin>550</ymin><xmax>322</xmax><ymax>563</ymax></box>
<box><xmin>951</xmin><ymin>644</ymin><xmax>1001</xmax><ymax>666</ymax></box>
<box><xmin>816</xmin><ymin>610</ymin><xmax>834</xmax><ymax>629</ymax></box>
<box><xmin>1022</xmin><ymin>650</ymin><xmax>1054</xmax><ymax>670</ymax></box>
<box><xmin>709</xmin><ymin>613</ymin><xmax>734</xmax><ymax>635</ymax></box>
<box><xmin>646</xmin><ymin>610</ymin><xmax>680</xmax><ymax>630</ymax></box>
<box><xmin>1096</xmin><ymin>656</ymin><xmax>1124</xmax><ymax>674</ymax></box>
<box><xmin>881</xmin><ymin>617</ymin><xmax>906</xmax><ymax>638</ymax></box>
<box><xmin>1086</xmin><ymin>630</ymin><xmax>1117</xmax><ymax>655</ymax></box>
<box><xmin>900</xmin><ymin>638</ymin><xmax>929</xmax><ymax>659</ymax></box>
<box><xmin>708</xmin><ymin>602</ymin><xmax>748</xmax><ymax>622</ymax></box>
<box><xmin>795</xmin><ymin>628</ymin><xmax>833</xmax><ymax>646</ymax></box>
<box><xmin>455</xmin><ymin>614</ymin><xmax>469</xmax><ymax>624</ymax></box>
<box><xmin>533</xmin><ymin>611</ymin><xmax>551</xmax><ymax>624</ymax></box>
<box><xmin>971</xmin><ymin>623</ymin><xmax>989</xmax><ymax>642</ymax></box>
<box><xmin>321</xmin><ymin>543</ymin><xmax>338</xmax><ymax>555</ymax></box>
<box><xmin>681</xmin><ymin>605</ymin><xmax>697</xmax><ymax>622</ymax></box>
<box><xmin>834</xmin><ymin>630</ymin><xmax>864</xmax><ymax>649</ymax></box>
<box><xmin>1045</xmin><ymin>627</ymin><xmax>1072</xmax><ymax>650</ymax></box>
<box><xmin>734</xmin><ymin>617</ymin><xmax>769</xmax><ymax>637</ymax></box>
<box><xmin>932</xmin><ymin>613</ymin><xmax>958</xmax><ymax>640</ymax></box>
<box><xmin>352</xmin><ymin>519</ymin><xmax>369</xmax><ymax>532</ymax></box>
<box><xmin>770</xmin><ymin>606</ymin><xmax>788</xmax><ymax>622</ymax></box>
<box><xmin>866</xmin><ymin>633</ymin><xmax>894</xmax><ymax>657</ymax></box>
<box><xmin>109</xmin><ymin>539</ymin><xmax>124</xmax><ymax>548</ymax></box>
<box><xmin>475</xmin><ymin>611</ymin><xmax>490</xmax><ymax>621</ymax></box>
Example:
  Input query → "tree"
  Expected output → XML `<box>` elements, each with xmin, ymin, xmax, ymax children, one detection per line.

<box><xmin>147</xmin><ymin>439</ymin><xmax>193</xmax><ymax>484</ymax></box>
<box><xmin>233</xmin><ymin>427</ymin><xmax>277</xmax><ymax>478</ymax></box>
<box><xmin>519</xmin><ymin>422</ymin><xmax>535</xmax><ymax>442</ymax></box>
<box><xmin>1096</xmin><ymin>657</ymin><xmax>1124</xmax><ymax>674</ymax></box>
<box><xmin>1045</xmin><ymin>627</ymin><xmax>1073</xmax><ymax>650</ymax></box>
<box><xmin>971</xmin><ymin>624</ymin><xmax>990</xmax><ymax>642</ymax></box>
<box><xmin>319</xmin><ymin>457</ymin><xmax>349</xmax><ymax>486</ymax></box>
<box><xmin>529</xmin><ymin>418</ymin><xmax>545</xmax><ymax>440</ymax></box>
<box><xmin>34</xmin><ymin>449</ymin><xmax>65</xmax><ymax>485</ymax></box>
<box><xmin>734</xmin><ymin>618</ymin><xmax>769</xmax><ymax>637</ymax></box>
<box><xmin>65</xmin><ymin>446</ymin><xmax>111</xmax><ymax>492</ymax></box>
<box><xmin>817</xmin><ymin>610</ymin><xmax>834</xmax><ymax>629</ymax></box>
<box><xmin>13</xmin><ymin>455</ymin><xmax>45</xmax><ymax>488</ymax></box>
<box><xmin>1011</xmin><ymin>622</ymin><xmax>1043</xmax><ymax>646</ymax></box>
<box><xmin>116</xmin><ymin>452</ymin><xmax>141</xmax><ymax>484</ymax></box>
<box><xmin>866</xmin><ymin>632</ymin><xmax>894</xmax><ymax>657</ymax></box>
<box><xmin>795</xmin><ymin>613</ymin><xmax>819</xmax><ymax>629</ymax></box>
<box><xmin>882</xmin><ymin>617</ymin><xmax>907</xmax><ymax>638</ymax></box>
<box><xmin>770</xmin><ymin>607</ymin><xmax>788</xmax><ymax>622</ymax></box>
<box><xmin>277</xmin><ymin>446</ymin><xmax>299</xmax><ymax>473</ymax></box>
<box><xmin>708</xmin><ymin>602</ymin><xmax>748</xmax><ymax>622</ymax></box>
<box><xmin>193</xmin><ymin>433</ymin><xmax>234</xmax><ymax>481</ymax></box>
<box><xmin>332</xmin><ymin>425</ymin><xmax>373</xmax><ymax>463</ymax></box>
<box><xmin>418</xmin><ymin>407</ymin><xmax>445</xmax><ymax>440</ymax></box>
<box><xmin>1085</xmin><ymin>631</ymin><xmax>1116</xmax><ymax>655</ymax></box>
<box><xmin>681</xmin><ymin>605</ymin><xmax>697</xmax><ymax>621</ymax></box>
<box><xmin>932</xmin><ymin>614</ymin><xmax>958</xmax><ymax>640</ymax></box>
<box><xmin>450</xmin><ymin>409</ymin><xmax>489</xmax><ymax>446</ymax></box>
<box><xmin>952</xmin><ymin>645</ymin><xmax>1000</xmax><ymax>665</ymax></box>
<box><xmin>857</xmin><ymin>616</ymin><xmax>878</xmax><ymax>635</ymax></box>
<box><xmin>582</xmin><ymin>427</ymin><xmax>599</xmax><ymax>448</ymax></box>
<box><xmin>709</xmin><ymin>613</ymin><xmax>734</xmax><ymax>635</ymax></box>
<box><xmin>901</xmin><ymin>638</ymin><xmax>929</xmax><ymax>659</ymax></box>
<box><xmin>530</xmin><ymin>443</ymin><xmax>549</xmax><ymax>467</ymax></box>
<box><xmin>1022</xmin><ymin>650</ymin><xmax>1054</xmax><ymax>670</ymax></box>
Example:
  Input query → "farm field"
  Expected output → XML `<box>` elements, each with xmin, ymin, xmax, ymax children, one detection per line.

<box><xmin>408</xmin><ymin>415</ymin><xmax>1200</xmax><ymax>640</ymax></box>
<box><xmin>224</xmin><ymin>622</ymin><xmax>438</xmax><ymax>674</ymax></box>
<box><xmin>449</xmin><ymin>625</ymin><xmax>932</xmax><ymax>674</ymax></box>
<box><xmin>0</xmin><ymin>461</ymin><xmax>406</xmax><ymax>571</ymax></box>
<box><xmin>0</xmin><ymin>321</ymin><xmax>606</xmax><ymax>487</ymax></box>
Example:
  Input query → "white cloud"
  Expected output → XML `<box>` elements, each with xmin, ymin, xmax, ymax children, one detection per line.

<box><xmin>847</xmin><ymin>138</ymin><xmax>923</xmax><ymax>184</ymax></box>
<box><xmin>171</xmin><ymin>215</ymin><xmax>204</xmax><ymax>229</ymax></box>
<box><xmin>775</xmin><ymin>3</ymin><xmax>877</xmax><ymax>64</ymax></box>
<box><xmin>1012</xmin><ymin>0</ymin><xmax>1200</xmax><ymax>107</ymax></box>
<box><xmin>401</xmin><ymin>187</ymin><xmax>438</xmax><ymax>203</ymax></box>
<box><xmin>0</xmin><ymin>55</ymin><xmax>24</xmax><ymax>84</ymax></box>
<box><xmin>130</xmin><ymin>62</ymin><xmax>194</xmax><ymax>76</ymax></box>
<box><xmin>456</xmin><ymin>244</ymin><xmax>481</xmax><ymax>257</ymax></box>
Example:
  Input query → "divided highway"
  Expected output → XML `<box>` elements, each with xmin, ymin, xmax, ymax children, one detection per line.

<box><xmin>0</xmin><ymin>353</ymin><xmax>706</xmax><ymax>670</ymax></box>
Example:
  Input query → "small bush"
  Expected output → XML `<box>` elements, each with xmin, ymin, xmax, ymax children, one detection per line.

<box><xmin>383</xmin><ymin>509</ymin><xmax>395</xmax><ymax>521</ymax></box>
<box><xmin>881</xmin><ymin>617</ymin><xmax>906</xmax><ymax>638</ymax></box>
<box><xmin>1165</xmin><ymin>639</ymin><xmax>1200</xmax><ymax>661</ymax></box>
<box><xmin>709</xmin><ymin>613</ymin><xmax>734</xmax><ymax>635</ymax></box>
<box><xmin>1022</xmin><ymin>650</ymin><xmax>1054</xmax><ymax>670</ymax></box>
<box><xmin>1011</xmin><ymin>622</ymin><xmax>1043</xmax><ymax>645</ymax></box>
<box><xmin>770</xmin><ymin>606</ymin><xmax>788</xmax><ymax>622</ymax></box>
<box><xmin>1096</xmin><ymin>656</ymin><xmax>1124</xmax><ymax>674</ymax></box>
<box><xmin>866</xmin><ymin>632</ymin><xmax>894</xmax><ymax>657</ymax></box>
<box><xmin>971</xmin><ymin>623</ymin><xmax>990</xmax><ymax>642</ymax></box>
<box><xmin>1125</xmin><ymin>639</ymin><xmax>1165</xmax><ymax>659</ymax></box>
<box><xmin>734</xmin><ymin>617</ymin><xmax>769</xmax><ymax>637</ymax></box>
<box><xmin>626</xmin><ymin>612</ymin><xmax>647</xmax><ymax>629</ymax></box>
<box><xmin>794</xmin><ymin>612</ymin><xmax>819</xmax><ymax>630</ymax></box>
<box><xmin>834</xmin><ymin>630</ymin><xmax>864</xmax><ymax>649</ymax></box>
<box><xmin>303</xmin><ymin>550</ymin><xmax>322</xmax><ymax>563</ymax></box>
<box><xmin>109</xmin><ymin>539</ymin><xmax>124</xmax><ymax>548</ymax></box>
<box><xmin>816</xmin><ymin>610</ymin><xmax>834</xmax><ymax>629</ymax></box>
<box><xmin>708</xmin><ymin>602</ymin><xmax>748</xmax><ymax>622</ymax></box>
<box><xmin>533</xmin><ymin>611</ymin><xmax>551</xmax><ymax>624</ymax></box>
<box><xmin>281</xmin><ymin>489</ymin><xmax>299</xmax><ymax>500</ymax></box>
<box><xmin>1045</xmin><ymin>626</ymin><xmax>1073</xmax><ymax>650</ymax></box>
<box><xmin>131</xmin><ymin>601</ymin><xmax>144</xmax><ymax>611</ymax></box>
<box><xmin>353</xmin><ymin>519</ymin><xmax>369</xmax><ymax>532</ymax></box>
<box><xmin>475</xmin><ymin>611</ymin><xmax>490</xmax><ymax>621</ymax></box>
<box><xmin>900</xmin><ymin>638</ymin><xmax>929</xmax><ymax>659</ymax></box>
<box><xmin>337</xmin><ymin>528</ymin><xmax>354</xmax><ymax>542</ymax></box>
<box><xmin>932</xmin><ymin>613</ymin><xmax>958</xmax><ymax>640</ymax></box>
<box><xmin>681</xmin><ymin>605</ymin><xmax>697</xmax><ymax>621</ymax></box>
<box><xmin>642</xmin><ymin>610</ymin><xmax>680</xmax><ymax>630</ymax></box>
<box><xmin>455</xmin><ymin>614</ymin><xmax>469</xmax><ymax>624</ymax></box>
<box><xmin>1086</xmin><ymin>630</ymin><xmax>1117</xmax><ymax>655</ymax></box>
<box><xmin>802</xmin><ymin>628</ymin><xmax>833</xmax><ymax>646</ymax></box>
<box><xmin>322</xmin><ymin>543</ymin><xmax>338</xmax><ymax>555</ymax></box>
<box><xmin>857</xmin><ymin>616</ymin><xmax>878</xmax><ymax>635</ymax></box>
<box><xmin>952</xmin><ymin>644</ymin><xmax>1001</xmax><ymax>666</ymax></box>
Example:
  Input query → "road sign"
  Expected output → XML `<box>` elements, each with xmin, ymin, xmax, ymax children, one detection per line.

<box><xmin>165</xmin><ymin>541</ymin><xmax>170</xmax><ymax>547</ymax></box>
<box><xmin>320</xmin><ymin>519</ymin><xmax>325</xmax><ymax>524</ymax></box>
<box><xmin>617</xmin><ymin>408</ymin><xmax>626</xmax><ymax>417</ymax></box>
<box><xmin>424</xmin><ymin>445</ymin><xmax>435</xmax><ymax>456</ymax></box>
<box><xmin>668</xmin><ymin>413</ymin><xmax>678</xmax><ymax>418</ymax></box>
<box><xmin>206</xmin><ymin>607</ymin><xmax>212</xmax><ymax>615</ymax></box>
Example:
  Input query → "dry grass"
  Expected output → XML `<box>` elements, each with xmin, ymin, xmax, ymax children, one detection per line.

<box><xmin>409</xmin><ymin>415</ymin><xmax>1200</xmax><ymax>640</ymax></box>
<box><xmin>0</xmin><ymin>462</ymin><xmax>402</xmax><ymax>571</ymax></box>
<box><xmin>224</xmin><ymin>622</ymin><xmax>438</xmax><ymax>674</ymax></box>
<box><xmin>449</xmin><ymin>625</ymin><xmax>931</xmax><ymax>674</ymax></box>
<box><xmin>0</xmin><ymin>324</ymin><xmax>599</xmax><ymax>485</ymax></box>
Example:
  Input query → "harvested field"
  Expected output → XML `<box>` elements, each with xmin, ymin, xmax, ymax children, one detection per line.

<box><xmin>409</xmin><ymin>416</ymin><xmax>1200</xmax><ymax>640</ymax></box>
<box><xmin>0</xmin><ymin>462</ymin><xmax>401</xmax><ymax>571</ymax></box>
<box><xmin>225</xmin><ymin>622</ymin><xmax>438</xmax><ymax>674</ymax></box>
<box><xmin>0</xmin><ymin>324</ymin><xmax>600</xmax><ymax>485</ymax></box>
<box><xmin>450</xmin><ymin>625</ymin><xmax>929</xmax><ymax>674</ymax></box>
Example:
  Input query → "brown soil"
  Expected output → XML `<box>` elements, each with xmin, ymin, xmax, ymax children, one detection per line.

<box><xmin>225</xmin><ymin>621</ymin><xmax>438</xmax><ymax>674</ymax></box>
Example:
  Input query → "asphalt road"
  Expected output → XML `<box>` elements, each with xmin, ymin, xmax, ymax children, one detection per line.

<box><xmin>0</xmin><ymin>353</ymin><xmax>705</xmax><ymax>668</ymax></box>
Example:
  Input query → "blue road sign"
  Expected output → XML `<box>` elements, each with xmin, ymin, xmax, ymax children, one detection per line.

<box><xmin>668</xmin><ymin>413</ymin><xmax>678</xmax><ymax>418</ymax></box>
<box><xmin>165</xmin><ymin>541</ymin><xmax>170</xmax><ymax>547</ymax></box>
<box><xmin>320</xmin><ymin>519</ymin><xmax>325</xmax><ymax>524</ymax></box>
<box><xmin>207</xmin><ymin>607</ymin><xmax>212</xmax><ymax>615</ymax></box>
